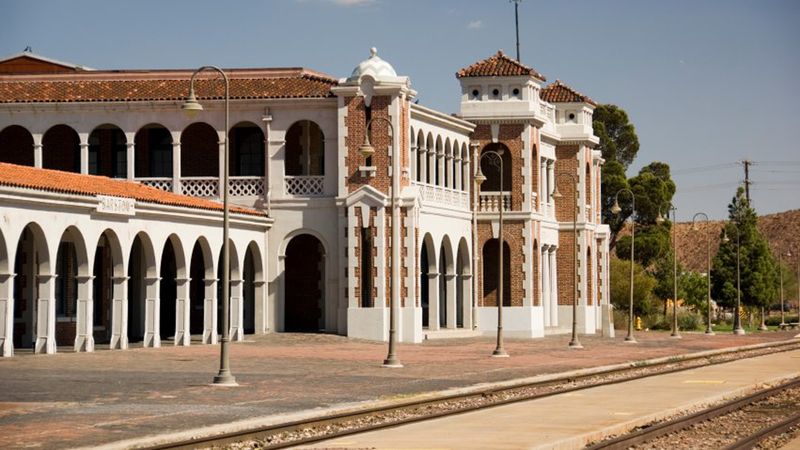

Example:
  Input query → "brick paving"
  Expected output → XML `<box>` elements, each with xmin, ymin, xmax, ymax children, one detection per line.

<box><xmin>0</xmin><ymin>330</ymin><xmax>797</xmax><ymax>449</ymax></box>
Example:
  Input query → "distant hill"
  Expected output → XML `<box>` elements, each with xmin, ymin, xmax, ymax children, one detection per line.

<box><xmin>673</xmin><ymin>209</ymin><xmax>800</xmax><ymax>273</ymax></box>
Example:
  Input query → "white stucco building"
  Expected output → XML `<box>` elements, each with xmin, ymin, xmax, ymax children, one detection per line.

<box><xmin>0</xmin><ymin>48</ymin><xmax>610</xmax><ymax>356</ymax></box>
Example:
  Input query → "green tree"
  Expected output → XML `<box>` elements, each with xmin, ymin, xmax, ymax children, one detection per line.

<box><xmin>711</xmin><ymin>187</ymin><xmax>778</xmax><ymax>309</ymax></box>
<box><xmin>614</xmin><ymin>162</ymin><xmax>676</xmax><ymax>268</ymax></box>
<box><xmin>593</xmin><ymin>104</ymin><xmax>640</xmax><ymax>169</ymax></box>
<box><xmin>610</xmin><ymin>256</ymin><xmax>656</xmax><ymax>316</ymax></box>
<box><xmin>601</xmin><ymin>160</ymin><xmax>630</xmax><ymax>248</ymax></box>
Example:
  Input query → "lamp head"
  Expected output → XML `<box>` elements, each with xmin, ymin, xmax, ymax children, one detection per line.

<box><xmin>788</xmin><ymin>251</ymin><xmax>793</xmax><ymax>258</ymax></box>
<box><xmin>656</xmin><ymin>211</ymin><xmax>666</xmax><ymax>224</ymax></box>
<box><xmin>359</xmin><ymin>131</ymin><xmax>375</xmax><ymax>160</ymax></box>
<box><xmin>721</xmin><ymin>231</ymin><xmax>730</xmax><ymax>244</ymax></box>
<box><xmin>610</xmin><ymin>199</ymin><xmax>621</xmax><ymax>215</ymax></box>
<box><xmin>181</xmin><ymin>88</ymin><xmax>203</xmax><ymax>117</ymax></box>
<box><xmin>552</xmin><ymin>185</ymin><xmax>563</xmax><ymax>199</ymax></box>
<box><xmin>475</xmin><ymin>167</ymin><xmax>487</xmax><ymax>186</ymax></box>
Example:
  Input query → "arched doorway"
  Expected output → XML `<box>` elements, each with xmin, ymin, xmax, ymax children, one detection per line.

<box><xmin>439</xmin><ymin>237</ymin><xmax>454</xmax><ymax>329</ymax></box>
<box><xmin>127</xmin><ymin>234</ymin><xmax>155</xmax><ymax>345</ymax></box>
<box><xmin>284</xmin><ymin>234</ymin><xmax>324</xmax><ymax>332</ymax></box>
<box><xmin>93</xmin><ymin>230</ymin><xmax>123</xmax><ymax>346</ymax></box>
<box><xmin>13</xmin><ymin>224</ymin><xmax>50</xmax><ymax>350</ymax></box>
<box><xmin>456</xmin><ymin>238</ymin><xmax>471</xmax><ymax>329</ymax></box>
<box><xmin>159</xmin><ymin>240</ymin><xmax>178</xmax><ymax>341</ymax></box>
<box><xmin>243</xmin><ymin>245</ymin><xmax>256</xmax><ymax>335</ymax></box>
<box><xmin>482</xmin><ymin>239</ymin><xmax>511</xmax><ymax>307</ymax></box>
<box><xmin>420</xmin><ymin>234</ymin><xmax>436</xmax><ymax>328</ymax></box>
<box><xmin>0</xmin><ymin>125</ymin><xmax>34</xmax><ymax>166</ymax></box>
<box><xmin>55</xmin><ymin>227</ymin><xmax>89</xmax><ymax>349</ymax></box>
<box><xmin>43</xmin><ymin>124</ymin><xmax>80</xmax><ymax>173</ymax></box>
<box><xmin>189</xmin><ymin>240</ymin><xmax>212</xmax><ymax>339</ymax></box>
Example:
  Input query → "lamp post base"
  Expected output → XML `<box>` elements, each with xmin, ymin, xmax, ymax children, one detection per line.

<box><xmin>491</xmin><ymin>348</ymin><xmax>510</xmax><ymax>358</ymax></box>
<box><xmin>733</xmin><ymin>327</ymin><xmax>746</xmax><ymax>335</ymax></box>
<box><xmin>624</xmin><ymin>336</ymin><xmax>637</xmax><ymax>343</ymax></box>
<box><xmin>758</xmin><ymin>324</ymin><xmax>768</xmax><ymax>331</ymax></box>
<box><xmin>568</xmin><ymin>340</ymin><xmax>583</xmax><ymax>349</ymax></box>
<box><xmin>670</xmin><ymin>331</ymin><xmax>682</xmax><ymax>339</ymax></box>
<box><xmin>381</xmin><ymin>359</ymin><xmax>404</xmax><ymax>368</ymax></box>
<box><xmin>704</xmin><ymin>328</ymin><xmax>716</xmax><ymax>335</ymax></box>
<box><xmin>211</xmin><ymin>372</ymin><xmax>238</xmax><ymax>387</ymax></box>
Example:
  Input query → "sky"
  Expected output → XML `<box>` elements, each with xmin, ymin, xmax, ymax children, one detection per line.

<box><xmin>2</xmin><ymin>0</ymin><xmax>799</xmax><ymax>221</ymax></box>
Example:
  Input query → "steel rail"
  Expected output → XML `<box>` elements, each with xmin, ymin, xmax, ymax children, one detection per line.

<box><xmin>144</xmin><ymin>340</ymin><xmax>800</xmax><ymax>450</ymax></box>
<box><xmin>587</xmin><ymin>378</ymin><xmax>800</xmax><ymax>450</ymax></box>
<box><xmin>722</xmin><ymin>413</ymin><xmax>800</xmax><ymax>450</ymax></box>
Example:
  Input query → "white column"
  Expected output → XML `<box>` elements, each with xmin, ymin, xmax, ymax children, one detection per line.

<box><xmin>428</xmin><ymin>272</ymin><xmax>439</xmax><ymax>330</ymax></box>
<box><xmin>0</xmin><ymin>273</ymin><xmax>14</xmax><ymax>357</ymax></box>
<box><xmin>33</xmin><ymin>143</ymin><xmax>43</xmax><ymax>168</ymax></box>
<box><xmin>542</xmin><ymin>248</ymin><xmax>550</xmax><ymax>327</ymax></box>
<box><xmin>454</xmin><ymin>156</ymin><xmax>462</xmax><ymax>191</ymax></box>
<box><xmin>540</xmin><ymin>160</ymin><xmax>546</xmax><ymax>212</ymax></box>
<box><xmin>410</xmin><ymin>144</ymin><xmax>417</xmax><ymax>182</ymax></box>
<box><xmin>428</xmin><ymin>148</ymin><xmax>435</xmax><ymax>185</ymax></box>
<box><xmin>143</xmin><ymin>276</ymin><xmax>161</xmax><ymax>348</ymax></box>
<box><xmin>461</xmin><ymin>273</ymin><xmax>473</xmax><ymax>329</ymax></box>
<box><xmin>172</xmin><ymin>141</ymin><xmax>182</xmax><ymax>194</ymax></box>
<box><xmin>126</xmin><ymin>142</ymin><xmax>135</xmax><ymax>180</ymax></box>
<box><xmin>445</xmin><ymin>272</ymin><xmax>456</xmax><ymax>329</ymax></box>
<box><xmin>549</xmin><ymin>248</ymin><xmax>558</xmax><ymax>327</ymax></box>
<box><xmin>418</xmin><ymin>148</ymin><xmax>427</xmax><ymax>183</ymax></box>
<box><xmin>446</xmin><ymin>154</ymin><xmax>454</xmax><ymax>189</ymax></box>
<box><xmin>109</xmin><ymin>276</ymin><xmax>128</xmax><ymax>350</ymax></box>
<box><xmin>174</xmin><ymin>277</ymin><xmax>191</xmax><ymax>346</ymax></box>
<box><xmin>462</xmin><ymin>156</ymin><xmax>470</xmax><ymax>193</ymax></box>
<box><xmin>74</xmin><ymin>275</ymin><xmax>95</xmax><ymax>352</ymax></box>
<box><xmin>230</xmin><ymin>279</ymin><xmax>244</xmax><ymax>341</ymax></box>
<box><xmin>437</xmin><ymin>150</ymin><xmax>445</xmax><ymax>187</ymax></box>
<box><xmin>79</xmin><ymin>142</ymin><xmax>90</xmax><ymax>175</ymax></box>
<box><xmin>203</xmin><ymin>278</ymin><xmax>218</xmax><ymax>344</ymax></box>
<box><xmin>34</xmin><ymin>274</ymin><xmax>57</xmax><ymax>354</ymax></box>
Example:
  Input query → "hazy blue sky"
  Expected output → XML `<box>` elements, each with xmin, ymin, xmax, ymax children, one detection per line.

<box><xmin>2</xmin><ymin>0</ymin><xmax>798</xmax><ymax>220</ymax></box>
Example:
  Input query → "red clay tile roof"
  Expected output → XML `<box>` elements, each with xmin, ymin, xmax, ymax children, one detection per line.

<box><xmin>540</xmin><ymin>79</ymin><xmax>597</xmax><ymax>106</ymax></box>
<box><xmin>0</xmin><ymin>68</ymin><xmax>337</xmax><ymax>103</ymax></box>
<box><xmin>0</xmin><ymin>162</ymin><xmax>265</xmax><ymax>217</ymax></box>
<box><xmin>456</xmin><ymin>50</ymin><xmax>546</xmax><ymax>80</ymax></box>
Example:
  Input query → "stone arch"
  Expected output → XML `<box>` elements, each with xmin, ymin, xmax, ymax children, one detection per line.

<box><xmin>435</xmin><ymin>135</ymin><xmax>443</xmax><ymax>186</ymax></box>
<box><xmin>416</xmin><ymin>129</ymin><xmax>426</xmax><ymax>183</ymax></box>
<box><xmin>282</xmin><ymin>233</ymin><xmax>326</xmax><ymax>332</ymax></box>
<box><xmin>480</xmin><ymin>143</ymin><xmax>511</xmax><ymax>193</ymax></box>
<box><xmin>242</xmin><ymin>240</ymin><xmax>264</xmax><ymax>335</ymax></box>
<box><xmin>127</xmin><ymin>232</ymin><xmax>157</xmax><ymax>345</ymax></box>
<box><xmin>444</xmin><ymin>138</ymin><xmax>452</xmax><ymax>189</ymax></box>
<box><xmin>438</xmin><ymin>235</ymin><xmax>455</xmax><ymax>329</ymax></box>
<box><xmin>420</xmin><ymin>233</ymin><xmax>437</xmax><ymax>328</ymax></box>
<box><xmin>160</xmin><ymin>234</ymin><xmax>187</xmax><ymax>344</ymax></box>
<box><xmin>482</xmin><ymin>238</ymin><xmax>511</xmax><ymax>307</ymax></box>
<box><xmin>135</xmin><ymin>123</ymin><xmax>173</xmax><ymax>178</ymax></box>
<box><xmin>230</xmin><ymin>121</ymin><xmax>265</xmax><ymax>177</ymax></box>
<box><xmin>88</xmin><ymin>124</ymin><xmax>127</xmax><ymax>178</ymax></box>
<box><xmin>189</xmin><ymin>236</ymin><xmax>215</xmax><ymax>342</ymax></box>
<box><xmin>55</xmin><ymin>226</ymin><xmax>90</xmax><ymax>349</ymax></box>
<box><xmin>93</xmin><ymin>229</ymin><xmax>125</xmax><ymax>347</ymax></box>
<box><xmin>12</xmin><ymin>223</ymin><xmax>51</xmax><ymax>351</ymax></box>
<box><xmin>456</xmin><ymin>237</ymin><xmax>471</xmax><ymax>328</ymax></box>
<box><xmin>43</xmin><ymin>124</ymin><xmax>80</xmax><ymax>173</ymax></box>
<box><xmin>285</xmin><ymin>120</ymin><xmax>324</xmax><ymax>176</ymax></box>
<box><xmin>181</xmin><ymin>122</ymin><xmax>218</xmax><ymax>178</ymax></box>
<box><xmin>0</xmin><ymin>125</ymin><xmax>34</xmax><ymax>166</ymax></box>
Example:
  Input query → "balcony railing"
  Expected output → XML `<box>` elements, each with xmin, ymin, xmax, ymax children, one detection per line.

<box><xmin>182</xmin><ymin>177</ymin><xmax>218</xmax><ymax>198</ymax></box>
<box><xmin>285</xmin><ymin>175</ymin><xmax>324</xmax><ymax>196</ymax></box>
<box><xmin>479</xmin><ymin>191</ymin><xmax>511</xmax><ymax>212</ymax></box>
<box><xmin>138</xmin><ymin>177</ymin><xmax>173</xmax><ymax>192</ymax></box>
<box><xmin>415</xmin><ymin>182</ymin><xmax>469</xmax><ymax>209</ymax></box>
<box><xmin>229</xmin><ymin>177</ymin><xmax>265</xmax><ymax>197</ymax></box>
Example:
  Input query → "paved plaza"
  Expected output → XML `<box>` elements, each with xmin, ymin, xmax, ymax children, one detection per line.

<box><xmin>0</xmin><ymin>331</ymin><xmax>797</xmax><ymax>449</ymax></box>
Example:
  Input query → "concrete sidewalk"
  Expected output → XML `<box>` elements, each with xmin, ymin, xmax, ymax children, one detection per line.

<box><xmin>0</xmin><ymin>330</ymin><xmax>797</xmax><ymax>449</ymax></box>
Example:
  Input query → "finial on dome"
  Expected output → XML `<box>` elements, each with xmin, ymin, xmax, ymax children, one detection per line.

<box><xmin>370</xmin><ymin>47</ymin><xmax>378</xmax><ymax>57</ymax></box>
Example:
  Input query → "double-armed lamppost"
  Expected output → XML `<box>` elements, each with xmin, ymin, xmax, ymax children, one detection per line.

<box><xmin>656</xmin><ymin>203</ymin><xmax>680</xmax><ymax>338</ymax></box>
<box><xmin>611</xmin><ymin>189</ymin><xmax>636</xmax><ymax>343</ymax></box>
<box><xmin>359</xmin><ymin>116</ymin><xmax>403</xmax><ymax>368</ymax></box>
<box><xmin>182</xmin><ymin>66</ymin><xmax>237</xmax><ymax>386</ymax></box>
<box><xmin>691</xmin><ymin>213</ymin><xmax>715</xmax><ymax>335</ymax></box>
<box><xmin>475</xmin><ymin>150</ymin><xmax>509</xmax><ymax>357</ymax></box>
<box><xmin>721</xmin><ymin>224</ymin><xmax>745</xmax><ymax>335</ymax></box>
<box><xmin>554</xmin><ymin>173</ymin><xmax>582</xmax><ymax>349</ymax></box>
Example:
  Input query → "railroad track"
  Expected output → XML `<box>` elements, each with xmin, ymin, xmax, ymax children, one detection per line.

<box><xmin>143</xmin><ymin>339</ymin><xmax>800</xmax><ymax>450</ymax></box>
<box><xmin>586</xmin><ymin>377</ymin><xmax>800</xmax><ymax>450</ymax></box>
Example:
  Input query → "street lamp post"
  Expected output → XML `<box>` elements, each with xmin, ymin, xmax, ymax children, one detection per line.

<box><xmin>779</xmin><ymin>250</ymin><xmax>791</xmax><ymax>328</ymax></box>
<box><xmin>182</xmin><ymin>66</ymin><xmax>237</xmax><ymax>386</ymax></box>
<box><xmin>657</xmin><ymin>204</ymin><xmax>681</xmax><ymax>338</ymax></box>
<box><xmin>611</xmin><ymin>189</ymin><xmax>636</xmax><ymax>343</ymax></box>
<box><xmin>722</xmin><ymin>225</ymin><xmax>744</xmax><ymax>335</ymax></box>
<box><xmin>359</xmin><ymin>116</ymin><xmax>402</xmax><ymax>368</ymax></box>
<box><xmin>471</xmin><ymin>143</ymin><xmax>480</xmax><ymax>332</ymax></box>
<box><xmin>691</xmin><ymin>213</ymin><xmax>715</xmax><ymax>335</ymax></box>
<box><xmin>554</xmin><ymin>173</ymin><xmax>582</xmax><ymax>349</ymax></box>
<box><xmin>475</xmin><ymin>150</ymin><xmax>509</xmax><ymax>357</ymax></box>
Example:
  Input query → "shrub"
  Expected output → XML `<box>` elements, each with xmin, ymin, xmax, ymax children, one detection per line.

<box><xmin>765</xmin><ymin>314</ymin><xmax>799</xmax><ymax>326</ymax></box>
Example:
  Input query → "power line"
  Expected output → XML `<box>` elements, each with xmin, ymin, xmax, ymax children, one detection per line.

<box><xmin>671</xmin><ymin>162</ymin><xmax>739</xmax><ymax>175</ymax></box>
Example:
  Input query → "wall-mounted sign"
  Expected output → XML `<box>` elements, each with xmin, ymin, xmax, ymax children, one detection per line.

<box><xmin>96</xmin><ymin>195</ymin><xmax>135</xmax><ymax>216</ymax></box>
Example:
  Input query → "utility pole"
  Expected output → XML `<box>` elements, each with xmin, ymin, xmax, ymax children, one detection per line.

<box><xmin>511</xmin><ymin>0</ymin><xmax>522</xmax><ymax>62</ymax></box>
<box><xmin>742</xmin><ymin>159</ymin><xmax>751</xmax><ymax>204</ymax></box>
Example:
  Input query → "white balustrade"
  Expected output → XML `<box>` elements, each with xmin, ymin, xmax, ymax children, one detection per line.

<box><xmin>138</xmin><ymin>178</ymin><xmax>173</xmax><ymax>192</ymax></box>
<box><xmin>414</xmin><ymin>182</ymin><xmax>469</xmax><ymax>210</ymax></box>
<box><xmin>229</xmin><ymin>177</ymin><xmax>265</xmax><ymax>197</ymax></box>
<box><xmin>479</xmin><ymin>191</ymin><xmax>511</xmax><ymax>212</ymax></box>
<box><xmin>284</xmin><ymin>175</ymin><xmax>324</xmax><ymax>196</ymax></box>
<box><xmin>539</xmin><ymin>102</ymin><xmax>556</xmax><ymax>123</ymax></box>
<box><xmin>181</xmin><ymin>177</ymin><xmax>218</xmax><ymax>198</ymax></box>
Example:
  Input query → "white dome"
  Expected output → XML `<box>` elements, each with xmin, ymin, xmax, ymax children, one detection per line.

<box><xmin>347</xmin><ymin>47</ymin><xmax>398</xmax><ymax>83</ymax></box>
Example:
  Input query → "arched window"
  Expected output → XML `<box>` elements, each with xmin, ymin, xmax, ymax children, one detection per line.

<box><xmin>0</xmin><ymin>125</ymin><xmax>34</xmax><ymax>166</ymax></box>
<box><xmin>43</xmin><ymin>124</ymin><xmax>80</xmax><ymax>173</ymax></box>
<box><xmin>285</xmin><ymin>120</ymin><xmax>324</xmax><ymax>176</ymax></box>
<box><xmin>135</xmin><ymin>124</ymin><xmax>172</xmax><ymax>178</ymax></box>
<box><xmin>88</xmin><ymin>124</ymin><xmax>127</xmax><ymax>178</ymax></box>
<box><xmin>480</xmin><ymin>143</ymin><xmax>512</xmax><ymax>192</ymax></box>
<box><xmin>231</xmin><ymin>122</ymin><xmax>265</xmax><ymax>176</ymax></box>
